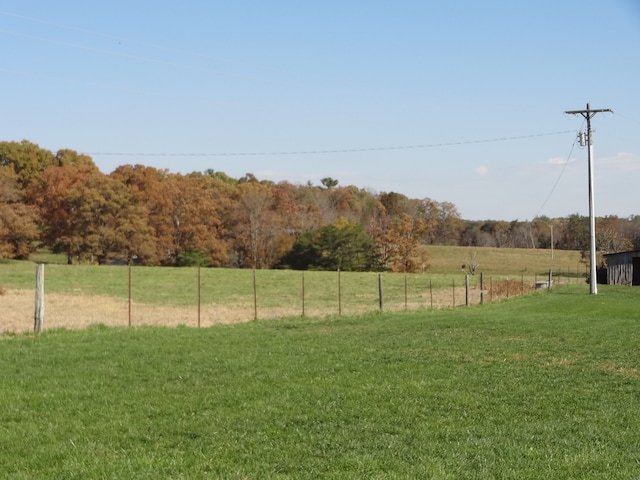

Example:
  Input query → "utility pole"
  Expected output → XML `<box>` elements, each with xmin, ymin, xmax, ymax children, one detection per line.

<box><xmin>564</xmin><ymin>103</ymin><xmax>612</xmax><ymax>295</ymax></box>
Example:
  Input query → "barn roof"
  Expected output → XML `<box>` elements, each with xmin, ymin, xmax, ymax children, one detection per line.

<box><xmin>603</xmin><ymin>250</ymin><xmax>640</xmax><ymax>258</ymax></box>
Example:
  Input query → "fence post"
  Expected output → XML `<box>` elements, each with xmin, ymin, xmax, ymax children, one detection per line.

<box><xmin>429</xmin><ymin>278</ymin><xmax>433</xmax><ymax>309</ymax></box>
<box><xmin>452</xmin><ymin>279</ymin><xmax>455</xmax><ymax>307</ymax></box>
<box><xmin>404</xmin><ymin>274</ymin><xmax>408</xmax><ymax>311</ymax></box>
<box><xmin>301</xmin><ymin>271</ymin><xmax>305</xmax><ymax>317</ymax></box>
<box><xmin>480</xmin><ymin>272</ymin><xmax>485</xmax><ymax>305</ymax></box>
<box><xmin>253</xmin><ymin>269</ymin><xmax>257</xmax><ymax>320</ymax></box>
<box><xmin>465</xmin><ymin>274</ymin><xmax>470</xmax><ymax>306</ymax></box>
<box><xmin>490</xmin><ymin>276</ymin><xmax>493</xmax><ymax>301</ymax></box>
<box><xmin>197</xmin><ymin>265</ymin><xmax>201</xmax><ymax>328</ymax></box>
<box><xmin>128</xmin><ymin>263</ymin><xmax>132</xmax><ymax>327</ymax></box>
<box><xmin>378</xmin><ymin>273</ymin><xmax>384</xmax><ymax>312</ymax></box>
<box><xmin>548</xmin><ymin>269</ymin><xmax>553</xmax><ymax>290</ymax></box>
<box><xmin>34</xmin><ymin>263</ymin><xmax>45</xmax><ymax>333</ymax></box>
<box><xmin>338</xmin><ymin>269</ymin><xmax>342</xmax><ymax>316</ymax></box>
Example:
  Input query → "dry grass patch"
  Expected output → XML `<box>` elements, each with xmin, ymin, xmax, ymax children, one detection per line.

<box><xmin>602</xmin><ymin>362</ymin><xmax>640</xmax><ymax>380</ymax></box>
<box><xmin>0</xmin><ymin>279</ymin><xmax>539</xmax><ymax>333</ymax></box>
<box><xmin>0</xmin><ymin>290</ymin><xmax>256</xmax><ymax>332</ymax></box>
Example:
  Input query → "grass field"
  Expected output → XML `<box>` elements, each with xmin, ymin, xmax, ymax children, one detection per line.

<box><xmin>1</xmin><ymin>246</ymin><xmax>584</xmax><ymax>331</ymax></box>
<box><xmin>0</xmin><ymin>284</ymin><xmax>638</xmax><ymax>478</ymax></box>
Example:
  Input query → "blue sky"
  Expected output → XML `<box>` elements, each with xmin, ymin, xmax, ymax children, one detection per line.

<box><xmin>1</xmin><ymin>1</ymin><xmax>639</xmax><ymax>220</ymax></box>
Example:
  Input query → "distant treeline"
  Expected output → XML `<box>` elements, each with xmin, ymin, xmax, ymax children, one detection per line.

<box><xmin>1</xmin><ymin>140</ymin><xmax>639</xmax><ymax>270</ymax></box>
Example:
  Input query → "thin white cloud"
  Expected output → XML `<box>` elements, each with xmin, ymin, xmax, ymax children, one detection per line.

<box><xmin>546</xmin><ymin>157</ymin><xmax>574</xmax><ymax>166</ymax></box>
<box><xmin>600</xmin><ymin>152</ymin><xmax>640</xmax><ymax>171</ymax></box>
<box><xmin>475</xmin><ymin>165</ymin><xmax>488</xmax><ymax>175</ymax></box>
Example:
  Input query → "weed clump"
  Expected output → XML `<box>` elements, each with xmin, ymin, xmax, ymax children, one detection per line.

<box><xmin>490</xmin><ymin>278</ymin><xmax>534</xmax><ymax>300</ymax></box>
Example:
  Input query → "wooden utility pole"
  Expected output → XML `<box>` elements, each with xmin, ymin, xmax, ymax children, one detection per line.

<box><xmin>564</xmin><ymin>103</ymin><xmax>612</xmax><ymax>295</ymax></box>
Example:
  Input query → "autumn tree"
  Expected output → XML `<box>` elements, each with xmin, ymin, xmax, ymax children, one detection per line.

<box><xmin>156</xmin><ymin>173</ymin><xmax>229</xmax><ymax>266</ymax></box>
<box><xmin>0</xmin><ymin>167</ymin><xmax>39</xmax><ymax>258</ymax></box>
<box><xmin>379</xmin><ymin>191</ymin><xmax>412</xmax><ymax>217</ymax></box>
<box><xmin>271</xmin><ymin>181</ymin><xmax>324</xmax><ymax>236</ymax></box>
<box><xmin>29</xmin><ymin>165</ymin><xmax>156</xmax><ymax>264</ymax></box>
<box><xmin>231</xmin><ymin>181</ymin><xmax>291</xmax><ymax>269</ymax></box>
<box><xmin>384</xmin><ymin>212</ymin><xmax>429</xmax><ymax>272</ymax></box>
<box><xmin>0</xmin><ymin>140</ymin><xmax>57</xmax><ymax>188</ymax></box>
<box><xmin>70</xmin><ymin>173</ymin><xmax>155</xmax><ymax>264</ymax></box>
<box><xmin>366</xmin><ymin>200</ymin><xmax>394</xmax><ymax>268</ymax></box>
<box><xmin>54</xmin><ymin>149</ymin><xmax>98</xmax><ymax>169</ymax></box>
<box><xmin>28</xmin><ymin>164</ymin><xmax>87</xmax><ymax>262</ymax></box>
<box><xmin>625</xmin><ymin>215</ymin><xmax>640</xmax><ymax>250</ymax></box>
<box><xmin>111</xmin><ymin>167</ymin><xmax>231</xmax><ymax>265</ymax></box>
<box><xmin>596</xmin><ymin>215</ymin><xmax>633</xmax><ymax>254</ymax></box>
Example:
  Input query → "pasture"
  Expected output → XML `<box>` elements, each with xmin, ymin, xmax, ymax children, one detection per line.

<box><xmin>0</xmin><ymin>284</ymin><xmax>639</xmax><ymax>478</ymax></box>
<box><xmin>1</xmin><ymin>246</ymin><xmax>582</xmax><ymax>331</ymax></box>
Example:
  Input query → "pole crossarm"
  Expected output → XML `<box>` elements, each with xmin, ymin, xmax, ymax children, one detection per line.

<box><xmin>565</xmin><ymin>108</ymin><xmax>612</xmax><ymax>117</ymax></box>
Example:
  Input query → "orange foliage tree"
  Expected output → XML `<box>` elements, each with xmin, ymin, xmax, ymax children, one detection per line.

<box><xmin>0</xmin><ymin>167</ymin><xmax>39</xmax><ymax>258</ymax></box>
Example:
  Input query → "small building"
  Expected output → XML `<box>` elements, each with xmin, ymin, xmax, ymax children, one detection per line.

<box><xmin>602</xmin><ymin>250</ymin><xmax>640</xmax><ymax>285</ymax></box>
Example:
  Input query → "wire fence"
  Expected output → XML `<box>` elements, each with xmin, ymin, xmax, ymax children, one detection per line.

<box><xmin>1</xmin><ymin>264</ymin><xmax>586</xmax><ymax>333</ymax></box>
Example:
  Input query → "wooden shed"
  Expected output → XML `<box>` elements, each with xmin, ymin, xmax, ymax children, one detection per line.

<box><xmin>603</xmin><ymin>250</ymin><xmax>640</xmax><ymax>285</ymax></box>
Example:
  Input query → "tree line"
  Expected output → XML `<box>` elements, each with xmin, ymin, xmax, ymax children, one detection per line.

<box><xmin>1</xmin><ymin>140</ymin><xmax>639</xmax><ymax>271</ymax></box>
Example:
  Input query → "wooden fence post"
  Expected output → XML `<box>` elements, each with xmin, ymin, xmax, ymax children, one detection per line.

<box><xmin>490</xmin><ymin>276</ymin><xmax>493</xmax><ymax>301</ymax></box>
<box><xmin>34</xmin><ymin>263</ymin><xmax>45</xmax><ymax>333</ymax></box>
<box><xmin>480</xmin><ymin>272</ymin><xmax>485</xmax><ymax>305</ymax></box>
<box><xmin>429</xmin><ymin>278</ymin><xmax>433</xmax><ymax>308</ymax></box>
<box><xmin>465</xmin><ymin>274</ymin><xmax>470</xmax><ymax>307</ymax></box>
<box><xmin>452</xmin><ymin>279</ymin><xmax>455</xmax><ymax>307</ymax></box>
<box><xmin>378</xmin><ymin>273</ymin><xmax>384</xmax><ymax>312</ymax></box>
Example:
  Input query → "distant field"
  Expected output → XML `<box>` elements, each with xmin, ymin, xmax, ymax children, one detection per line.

<box><xmin>27</xmin><ymin>245</ymin><xmax>582</xmax><ymax>276</ymax></box>
<box><xmin>0</xmin><ymin>285</ymin><xmax>639</xmax><ymax>478</ymax></box>
<box><xmin>1</xmin><ymin>246</ymin><xmax>585</xmax><ymax>331</ymax></box>
<box><xmin>426</xmin><ymin>245</ymin><xmax>582</xmax><ymax>276</ymax></box>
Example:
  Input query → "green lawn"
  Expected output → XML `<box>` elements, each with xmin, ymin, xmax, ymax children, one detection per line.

<box><xmin>1</xmin><ymin>285</ymin><xmax>639</xmax><ymax>478</ymax></box>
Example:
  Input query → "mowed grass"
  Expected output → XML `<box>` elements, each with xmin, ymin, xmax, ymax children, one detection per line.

<box><xmin>1</xmin><ymin>285</ymin><xmax>639</xmax><ymax>478</ymax></box>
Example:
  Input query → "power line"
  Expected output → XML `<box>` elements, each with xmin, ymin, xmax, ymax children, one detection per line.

<box><xmin>88</xmin><ymin>130</ymin><xmax>574</xmax><ymax>157</ymax></box>
<box><xmin>533</xmin><ymin>124</ymin><xmax>583</xmax><ymax>220</ymax></box>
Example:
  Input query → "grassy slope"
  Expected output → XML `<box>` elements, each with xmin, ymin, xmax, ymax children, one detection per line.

<box><xmin>426</xmin><ymin>245</ymin><xmax>581</xmax><ymax>275</ymax></box>
<box><xmin>0</xmin><ymin>285</ymin><xmax>639</xmax><ymax>478</ymax></box>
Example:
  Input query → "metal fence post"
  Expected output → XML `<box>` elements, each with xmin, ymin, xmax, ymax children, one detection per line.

<box><xmin>34</xmin><ymin>263</ymin><xmax>45</xmax><ymax>333</ymax></box>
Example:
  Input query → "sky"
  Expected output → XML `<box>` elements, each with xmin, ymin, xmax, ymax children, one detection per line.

<box><xmin>1</xmin><ymin>1</ymin><xmax>639</xmax><ymax>221</ymax></box>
